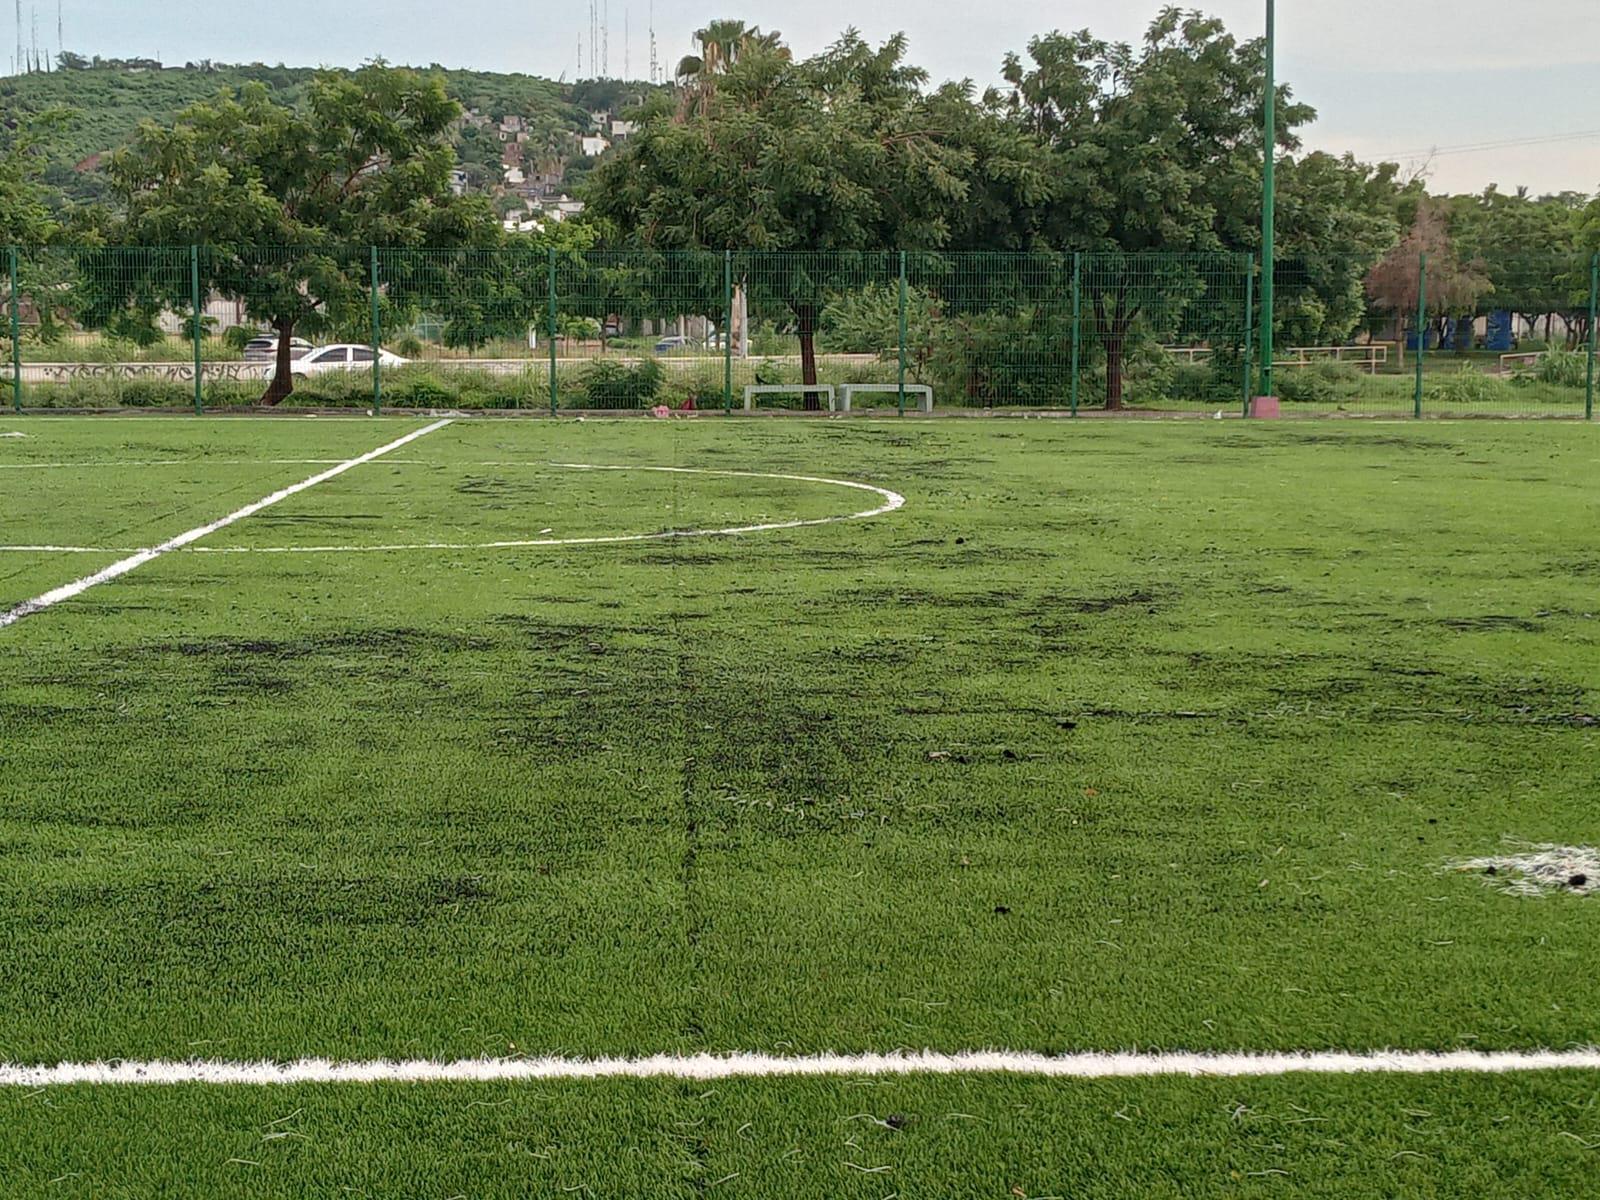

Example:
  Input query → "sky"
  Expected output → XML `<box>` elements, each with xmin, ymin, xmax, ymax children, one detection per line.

<box><xmin>15</xmin><ymin>0</ymin><xmax>1600</xmax><ymax>196</ymax></box>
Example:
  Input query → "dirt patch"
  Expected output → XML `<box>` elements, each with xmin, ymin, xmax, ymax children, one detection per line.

<box><xmin>154</xmin><ymin>627</ymin><xmax>496</xmax><ymax>661</ymax></box>
<box><xmin>1440</xmin><ymin>615</ymin><xmax>1544</xmax><ymax>633</ymax></box>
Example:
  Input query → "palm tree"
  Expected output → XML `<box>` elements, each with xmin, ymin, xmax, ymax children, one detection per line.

<box><xmin>675</xmin><ymin>20</ymin><xmax>785</xmax><ymax>85</ymax></box>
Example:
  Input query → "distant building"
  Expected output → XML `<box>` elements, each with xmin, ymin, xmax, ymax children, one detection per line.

<box><xmin>579</xmin><ymin>135</ymin><xmax>610</xmax><ymax>158</ymax></box>
<box><xmin>449</xmin><ymin>168</ymin><xmax>469</xmax><ymax>197</ymax></box>
<box><xmin>611</xmin><ymin>119</ymin><xmax>637</xmax><ymax>139</ymax></box>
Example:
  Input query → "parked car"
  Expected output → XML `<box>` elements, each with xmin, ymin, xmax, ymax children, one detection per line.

<box><xmin>242</xmin><ymin>335</ymin><xmax>314</xmax><ymax>362</ymax></box>
<box><xmin>290</xmin><ymin>345</ymin><xmax>409</xmax><ymax>376</ymax></box>
<box><xmin>653</xmin><ymin>335</ymin><xmax>691</xmax><ymax>355</ymax></box>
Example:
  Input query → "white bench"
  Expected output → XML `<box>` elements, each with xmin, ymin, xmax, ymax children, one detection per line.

<box><xmin>838</xmin><ymin>383</ymin><xmax>934</xmax><ymax>414</ymax></box>
<box><xmin>743</xmin><ymin>384</ymin><xmax>836</xmax><ymax>412</ymax></box>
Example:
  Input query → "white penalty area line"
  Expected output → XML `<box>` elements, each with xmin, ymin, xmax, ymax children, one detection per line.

<box><xmin>0</xmin><ymin>420</ymin><xmax>453</xmax><ymax>628</ymax></box>
<box><xmin>5</xmin><ymin>1049</ymin><xmax>1600</xmax><ymax>1087</ymax></box>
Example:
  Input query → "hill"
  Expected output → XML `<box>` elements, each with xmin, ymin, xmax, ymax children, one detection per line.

<box><xmin>0</xmin><ymin>61</ymin><xmax>641</xmax><ymax>213</ymax></box>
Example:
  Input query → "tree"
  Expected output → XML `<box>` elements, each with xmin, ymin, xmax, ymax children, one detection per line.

<box><xmin>674</xmin><ymin>20</ymin><xmax>785</xmax><ymax>84</ymax></box>
<box><xmin>996</xmin><ymin>11</ymin><xmax>1316</xmax><ymax>407</ymax></box>
<box><xmin>0</xmin><ymin>110</ymin><xmax>63</xmax><ymax>245</ymax></box>
<box><xmin>1270</xmin><ymin>152</ymin><xmax>1405</xmax><ymax>345</ymax></box>
<box><xmin>587</xmin><ymin>30</ymin><xmax>1040</xmax><ymax>406</ymax></box>
<box><xmin>1451</xmin><ymin>187</ymin><xmax>1586</xmax><ymax>345</ymax></box>
<box><xmin>104</xmin><ymin>62</ymin><xmax>497</xmax><ymax>403</ymax></box>
<box><xmin>1365</xmin><ymin>200</ymin><xmax>1490</xmax><ymax>346</ymax></box>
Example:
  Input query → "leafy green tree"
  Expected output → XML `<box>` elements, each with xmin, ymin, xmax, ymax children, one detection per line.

<box><xmin>1271</xmin><ymin>153</ymin><xmax>1405</xmax><ymax>345</ymax></box>
<box><xmin>587</xmin><ymin>30</ymin><xmax>1041</xmax><ymax>406</ymax></box>
<box><xmin>997</xmin><ymin>11</ymin><xmax>1315</xmax><ymax>406</ymax></box>
<box><xmin>103</xmin><ymin>62</ymin><xmax>497</xmax><ymax>402</ymax></box>
<box><xmin>1451</xmin><ymin>187</ymin><xmax>1587</xmax><ymax>345</ymax></box>
<box><xmin>0</xmin><ymin>110</ymin><xmax>63</xmax><ymax>245</ymax></box>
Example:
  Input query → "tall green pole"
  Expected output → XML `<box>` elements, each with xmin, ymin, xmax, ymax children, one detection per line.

<box><xmin>897</xmin><ymin>251</ymin><xmax>908</xmax><ymax>416</ymax></box>
<box><xmin>723</xmin><ymin>250</ymin><xmax>734</xmax><ymax>414</ymax></box>
<box><xmin>1070</xmin><ymin>252</ymin><xmax>1081</xmax><ymax>418</ymax></box>
<box><xmin>10</xmin><ymin>247</ymin><xmax>22</xmax><ymax>414</ymax></box>
<box><xmin>1241</xmin><ymin>256</ymin><xmax>1254</xmax><ymax>419</ymax></box>
<box><xmin>189</xmin><ymin>246</ymin><xmax>204</xmax><ymax>414</ymax></box>
<box><xmin>1414</xmin><ymin>253</ymin><xmax>1427</xmax><ymax>419</ymax></box>
<box><xmin>1258</xmin><ymin>0</ymin><xmax>1276</xmax><ymax>401</ymax></box>
<box><xmin>1587</xmin><ymin>252</ymin><xmax>1597</xmax><ymax>421</ymax></box>
<box><xmin>547</xmin><ymin>248</ymin><xmax>559</xmax><ymax>416</ymax></box>
<box><xmin>369</xmin><ymin>247</ymin><xmax>382</xmax><ymax>416</ymax></box>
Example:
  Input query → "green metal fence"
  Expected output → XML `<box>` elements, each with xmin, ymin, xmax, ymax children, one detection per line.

<box><xmin>3</xmin><ymin>246</ymin><xmax>1597</xmax><ymax>417</ymax></box>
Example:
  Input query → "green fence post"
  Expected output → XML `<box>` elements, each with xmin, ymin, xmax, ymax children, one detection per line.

<box><xmin>1242</xmin><ymin>253</ymin><xmax>1255</xmax><ymax>418</ymax></box>
<box><xmin>189</xmin><ymin>246</ymin><xmax>204</xmax><ymax>414</ymax></box>
<box><xmin>547</xmin><ymin>248</ymin><xmax>558</xmax><ymax>416</ymax></box>
<box><xmin>1070</xmin><ymin>252</ymin><xmax>1081</xmax><ymax>418</ymax></box>
<box><xmin>1260</xmin><ymin>0</ymin><xmax>1277</xmax><ymax>401</ymax></box>
<box><xmin>1414</xmin><ymin>252</ymin><xmax>1427</xmax><ymax>419</ymax></box>
<box><xmin>723</xmin><ymin>250</ymin><xmax>734</xmax><ymax>414</ymax></box>
<box><xmin>897</xmin><ymin>251</ymin><xmax>908</xmax><ymax>416</ymax></box>
<box><xmin>1587</xmin><ymin>252</ymin><xmax>1597</xmax><ymax>422</ymax></box>
<box><xmin>369</xmin><ymin>248</ymin><xmax>382</xmax><ymax>416</ymax></box>
<box><xmin>9</xmin><ymin>247</ymin><xmax>22</xmax><ymax>414</ymax></box>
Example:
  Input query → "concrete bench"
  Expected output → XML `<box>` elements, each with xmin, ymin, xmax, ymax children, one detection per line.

<box><xmin>838</xmin><ymin>384</ymin><xmax>934</xmax><ymax>414</ymax></box>
<box><xmin>743</xmin><ymin>384</ymin><xmax>836</xmax><ymax>412</ymax></box>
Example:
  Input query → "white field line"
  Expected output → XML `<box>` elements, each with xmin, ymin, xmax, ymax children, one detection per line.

<box><xmin>0</xmin><ymin>420</ymin><xmax>452</xmax><ymax>628</ymax></box>
<box><xmin>0</xmin><ymin>458</ymin><xmax>431</xmax><ymax>470</ymax></box>
<box><xmin>0</xmin><ymin>464</ymin><xmax>906</xmax><ymax>555</ymax></box>
<box><xmin>4</xmin><ymin>1049</ymin><xmax>1600</xmax><ymax>1087</ymax></box>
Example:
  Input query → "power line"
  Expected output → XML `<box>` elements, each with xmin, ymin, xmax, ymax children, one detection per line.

<box><xmin>1375</xmin><ymin>128</ymin><xmax>1600</xmax><ymax>162</ymax></box>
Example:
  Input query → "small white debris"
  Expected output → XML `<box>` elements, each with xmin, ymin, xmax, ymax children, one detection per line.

<box><xmin>0</xmin><ymin>431</ymin><xmax>25</xmax><ymax>438</ymax></box>
<box><xmin>1447</xmin><ymin>841</ymin><xmax>1599</xmax><ymax>898</ymax></box>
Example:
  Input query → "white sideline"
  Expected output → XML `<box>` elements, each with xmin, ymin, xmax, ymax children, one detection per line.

<box><xmin>0</xmin><ymin>420</ymin><xmax>452</xmax><ymax>628</ymax></box>
<box><xmin>4</xmin><ymin>1049</ymin><xmax>1600</xmax><ymax>1087</ymax></box>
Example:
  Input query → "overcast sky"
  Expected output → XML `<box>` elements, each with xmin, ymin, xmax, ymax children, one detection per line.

<box><xmin>21</xmin><ymin>0</ymin><xmax>1600</xmax><ymax>196</ymax></box>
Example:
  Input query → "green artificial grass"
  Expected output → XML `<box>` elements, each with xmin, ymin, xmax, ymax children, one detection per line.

<box><xmin>5</xmin><ymin>1073</ymin><xmax>1600</xmax><ymax>1197</ymax></box>
<box><xmin>2</xmin><ymin>415</ymin><xmax>1598</xmax><ymax>1194</ymax></box>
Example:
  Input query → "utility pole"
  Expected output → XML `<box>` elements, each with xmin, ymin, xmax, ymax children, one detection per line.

<box><xmin>1258</xmin><ymin>0</ymin><xmax>1277</xmax><ymax>403</ymax></box>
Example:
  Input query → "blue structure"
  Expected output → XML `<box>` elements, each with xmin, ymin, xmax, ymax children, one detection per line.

<box><xmin>1486</xmin><ymin>310</ymin><xmax>1515</xmax><ymax>352</ymax></box>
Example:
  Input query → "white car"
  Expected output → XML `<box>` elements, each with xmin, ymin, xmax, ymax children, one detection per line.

<box><xmin>290</xmin><ymin>344</ymin><xmax>409</xmax><ymax>376</ymax></box>
<box><xmin>242</xmin><ymin>335</ymin><xmax>314</xmax><ymax>362</ymax></box>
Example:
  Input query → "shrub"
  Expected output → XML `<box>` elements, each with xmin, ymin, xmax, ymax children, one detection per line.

<box><xmin>222</xmin><ymin>325</ymin><xmax>260</xmax><ymax>352</ymax></box>
<box><xmin>749</xmin><ymin>322</ymin><xmax>792</xmax><ymax>357</ymax></box>
<box><xmin>658</xmin><ymin>362</ymin><xmax>727</xmax><ymax>409</ymax></box>
<box><xmin>578</xmin><ymin>357</ymin><xmax>664</xmax><ymax>408</ymax></box>
<box><xmin>1516</xmin><ymin>347</ymin><xmax>1588</xmax><ymax>389</ymax></box>
<box><xmin>751</xmin><ymin>359</ymin><xmax>792</xmax><ymax>387</ymax></box>
<box><xmin>1275</xmin><ymin>360</ymin><xmax>1364</xmax><ymax>405</ymax></box>
<box><xmin>1428</xmin><ymin>365</ymin><xmax>1512</xmax><ymax>406</ymax></box>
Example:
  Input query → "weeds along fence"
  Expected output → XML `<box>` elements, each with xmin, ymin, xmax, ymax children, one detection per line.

<box><xmin>3</xmin><ymin>246</ymin><xmax>1597</xmax><ymax>417</ymax></box>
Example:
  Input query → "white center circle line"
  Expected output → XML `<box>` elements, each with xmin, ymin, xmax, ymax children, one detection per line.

<box><xmin>0</xmin><ymin>463</ymin><xmax>906</xmax><ymax>555</ymax></box>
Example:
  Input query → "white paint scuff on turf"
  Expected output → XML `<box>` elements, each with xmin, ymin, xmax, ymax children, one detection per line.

<box><xmin>4</xmin><ymin>1048</ymin><xmax>1600</xmax><ymax>1087</ymax></box>
<box><xmin>0</xmin><ymin>420</ymin><xmax>453</xmax><ymax>628</ymax></box>
<box><xmin>0</xmin><ymin>464</ymin><xmax>907</xmax><ymax>556</ymax></box>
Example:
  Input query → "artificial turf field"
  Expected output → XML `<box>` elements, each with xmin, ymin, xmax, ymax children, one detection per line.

<box><xmin>1</xmin><ymin>414</ymin><xmax>1598</xmax><ymax>1196</ymax></box>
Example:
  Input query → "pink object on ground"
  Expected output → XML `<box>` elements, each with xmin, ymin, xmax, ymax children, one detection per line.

<box><xmin>1250</xmin><ymin>396</ymin><xmax>1281</xmax><ymax>419</ymax></box>
<box><xmin>651</xmin><ymin>405</ymin><xmax>672</xmax><ymax>419</ymax></box>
